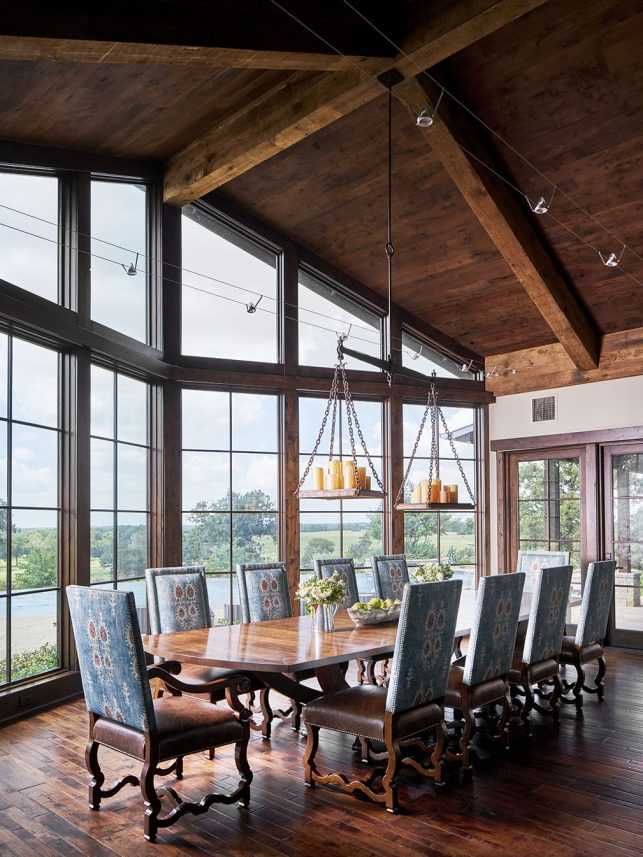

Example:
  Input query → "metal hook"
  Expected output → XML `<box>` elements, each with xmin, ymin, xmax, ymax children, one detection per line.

<box><xmin>121</xmin><ymin>252</ymin><xmax>140</xmax><ymax>276</ymax></box>
<box><xmin>245</xmin><ymin>294</ymin><xmax>264</xmax><ymax>313</ymax></box>
<box><xmin>599</xmin><ymin>245</ymin><xmax>626</xmax><ymax>268</ymax></box>
<box><xmin>527</xmin><ymin>185</ymin><xmax>556</xmax><ymax>215</ymax></box>
<box><xmin>416</xmin><ymin>88</ymin><xmax>444</xmax><ymax>128</ymax></box>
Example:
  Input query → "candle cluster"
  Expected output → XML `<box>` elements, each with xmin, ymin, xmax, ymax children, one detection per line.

<box><xmin>410</xmin><ymin>479</ymin><xmax>458</xmax><ymax>505</ymax></box>
<box><xmin>312</xmin><ymin>459</ymin><xmax>372</xmax><ymax>492</ymax></box>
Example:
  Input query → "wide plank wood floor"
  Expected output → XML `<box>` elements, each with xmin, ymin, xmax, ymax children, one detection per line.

<box><xmin>0</xmin><ymin>648</ymin><xmax>642</xmax><ymax>856</ymax></box>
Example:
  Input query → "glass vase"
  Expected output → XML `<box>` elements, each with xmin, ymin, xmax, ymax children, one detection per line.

<box><xmin>324</xmin><ymin>603</ymin><xmax>339</xmax><ymax>632</ymax></box>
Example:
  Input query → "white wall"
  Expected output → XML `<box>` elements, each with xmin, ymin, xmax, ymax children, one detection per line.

<box><xmin>488</xmin><ymin>374</ymin><xmax>643</xmax><ymax>571</ymax></box>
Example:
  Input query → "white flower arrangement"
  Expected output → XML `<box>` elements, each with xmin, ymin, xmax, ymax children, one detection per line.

<box><xmin>413</xmin><ymin>562</ymin><xmax>454</xmax><ymax>583</ymax></box>
<box><xmin>297</xmin><ymin>572</ymin><xmax>346</xmax><ymax>608</ymax></box>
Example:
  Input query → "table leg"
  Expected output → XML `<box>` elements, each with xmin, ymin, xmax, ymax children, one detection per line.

<box><xmin>314</xmin><ymin>663</ymin><xmax>351</xmax><ymax>694</ymax></box>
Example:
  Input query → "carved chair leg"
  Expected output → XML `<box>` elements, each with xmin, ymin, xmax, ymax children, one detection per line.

<box><xmin>499</xmin><ymin>694</ymin><xmax>513</xmax><ymax>749</ymax></box>
<box><xmin>520</xmin><ymin>681</ymin><xmax>534</xmax><ymax>731</ymax></box>
<box><xmin>259</xmin><ymin>688</ymin><xmax>273</xmax><ymax>741</ymax></box>
<box><xmin>359</xmin><ymin>737</ymin><xmax>370</xmax><ymax>763</ymax></box>
<box><xmin>382</xmin><ymin>738</ymin><xmax>401</xmax><ymax>814</ymax></box>
<box><xmin>572</xmin><ymin>663</ymin><xmax>585</xmax><ymax>719</ymax></box>
<box><xmin>357</xmin><ymin>659</ymin><xmax>366</xmax><ymax>685</ymax></box>
<box><xmin>85</xmin><ymin>740</ymin><xmax>105</xmax><ymax>811</ymax></box>
<box><xmin>235</xmin><ymin>739</ymin><xmax>253</xmax><ymax>808</ymax></box>
<box><xmin>594</xmin><ymin>656</ymin><xmax>606</xmax><ymax>701</ymax></box>
<box><xmin>551</xmin><ymin>672</ymin><xmax>562</xmax><ymax>725</ymax></box>
<box><xmin>304</xmin><ymin>724</ymin><xmax>320</xmax><ymax>787</ymax></box>
<box><xmin>291</xmin><ymin>700</ymin><xmax>303</xmax><ymax>733</ymax></box>
<box><xmin>460</xmin><ymin>706</ymin><xmax>476</xmax><ymax>775</ymax></box>
<box><xmin>431</xmin><ymin>719</ymin><xmax>448</xmax><ymax>787</ymax></box>
<box><xmin>141</xmin><ymin>760</ymin><xmax>162</xmax><ymax>843</ymax></box>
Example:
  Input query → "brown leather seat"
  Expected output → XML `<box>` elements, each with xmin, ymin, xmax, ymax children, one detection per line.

<box><xmin>507</xmin><ymin>657</ymin><xmax>559</xmax><ymax>685</ymax></box>
<box><xmin>94</xmin><ymin>696</ymin><xmax>245</xmax><ymax>761</ymax></box>
<box><xmin>560</xmin><ymin>636</ymin><xmax>603</xmax><ymax>664</ymax></box>
<box><xmin>177</xmin><ymin>664</ymin><xmax>244</xmax><ymax>686</ymax></box>
<box><xmin>445</xmin><ymin>665</ymin><xmax>507</xmax><ymax>709</ymax></box>
<box><xmin>303</xmin><ymin>684</ymin><xmax>442</xmax><ymax>741</ymax></box>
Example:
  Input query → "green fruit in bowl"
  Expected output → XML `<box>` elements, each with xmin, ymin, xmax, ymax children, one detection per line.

<box><xmin>367</xmin><ymin>597</ymin><xmax>383</xmax><ymax>609</ymax></box>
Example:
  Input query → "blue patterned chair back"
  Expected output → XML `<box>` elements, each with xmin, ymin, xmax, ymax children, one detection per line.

<box><xmin>67</xmin><ymin>586</ymin><xmax>155</xmax><ymax>732</ymax></box>
<box><xmin>575</xmin><ymin>560</ymin><xmax>615</xmax><ymax>647</ymax></box>
<box><xmin>313</xmin><ymin>557</ymin><xmax>359</xmax><ymax>608</ymax></box>
<box><xmin>237</xmin><ymin>561</ymin><xmax>292</xmax><ymax>623</ymax></box>
<box><xmin>386</xmin><ymin>579</ymin><xmax>462</xmax><ymax>714</ymax></box>
<box><xmin>145</xmin><ymin>565</ymin><xmax>211</xmax><ymax>634</ymax></box>
<box><xmin>522</xmin><ymin>566</ymin><xmax>572</xmax><ymax>664</ymax></box>
<box><xmin>371</xmin><ymin>554</ymin><xmax>410</xmax><ymax>601</ymax></box>
<box><xmin>463</xmin><ymin>573</ymin><xmax>526</xmax><ymax>686</ymax></box>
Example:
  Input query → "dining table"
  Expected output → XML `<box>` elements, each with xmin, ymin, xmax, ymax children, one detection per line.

<box><xmin>143</xmin><ymin>589</ymin><xmax>582</xmax><ymax>705</ymax></box>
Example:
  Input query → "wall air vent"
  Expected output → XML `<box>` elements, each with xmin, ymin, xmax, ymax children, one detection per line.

<box><xmin>532</xmin><ymin>395</ymin><xmax>556</xmax><ymax>423</ymax></box>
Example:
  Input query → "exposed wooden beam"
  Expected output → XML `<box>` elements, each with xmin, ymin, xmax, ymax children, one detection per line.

<box><xmin>485</xmin><ymin>328</ymin><xmax>643</xmax><ymax>396</ymax></box>
<box><xmin>164</xmin><ymin>0</ymin><xmax>550</xmax><ymax>205</ymax></box>
<box><xmin>396</xmin><ymin>75</ymin><xmax>600</xmax><ymax>371</ymax></box>
<box><xmin>0</xmin><ymin>35</ymin><xmax>381</xmax><ymax>72</ymax></box>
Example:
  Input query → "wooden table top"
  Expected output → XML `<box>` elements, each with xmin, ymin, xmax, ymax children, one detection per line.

<box><xmin>143</xmin><ymin>590</ymin><xmax>578</xmax><ymax>674</ymax></box>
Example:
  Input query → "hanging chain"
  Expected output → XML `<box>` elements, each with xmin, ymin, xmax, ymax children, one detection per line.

<box><xmin>394</xmin><ymin>388</ymin><xmax>431</xmax><ymax>506</ymax></box>
<box><xmin>436</xmin><ymin>396</ymin><xmax>476</xmax><ymax>503</ymax></box>
<box><xmin>339</xmin><ymin>358</ymin><xmax>385</xmax><ymax>492</ymax></box>
<box><xmin>295</xmin><ymin>364</ymin><xmax>340</xmax><ymax>494</ymax></box>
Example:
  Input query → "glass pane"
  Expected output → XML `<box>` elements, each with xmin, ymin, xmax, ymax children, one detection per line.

<box><xmin>12</xmin><ymin>339</ymin><xmax>58</xmax><ymax>428</ymax></box>
<box><xmin>613</xmin><ymin>453</ymin><xmax>643</xmax><ymax>499</ymax></box>
<box><xmin>205</xmin><ymin>575</ymin><xmax>238</xmax><ymax>625</ymax></box>
<box><xmin>355</xmin><ymin>569</ymin><xmax>376</xmax><ymax>597</ymax></box>
<box><xmin>182</xmin><ymin>389</ymin><xmax>229</xmax><ymax>450</ymax></box>
<box><xmin>11</xmin><ymin>509</ymin><xmax>58</xmax><ymax>590</ymax></box>
<box><xmin>519</xmin><ymin>500</ymin><xmax>547</xmax><ymax>541</ymax></box>
<box><xmin>404</xmin><ymin>512</ymin><xmax>438</xmax><ymax>561</ymax></box>
<box><xmin>299</xmin><ymin>397</ymin><xmax>328</xmax><ymax>455</ymax></box>
<box><xmin>182</xmin><ymin>451</ymin><xmax>229</xmax><ymax>511</ymax></box>
<box><xmin>342</xmin><ymin>512</ymin><xmax>383</xmax><ymax>567</ymax></box>
<box><xmin>614</xmin><ymin>497</ymin><xmax>643</xmax><ymax>541</ymax></box>
<box><xmin>341</xmin><ymin>400</ymin><xmax>382</xmax><ymax>456</ymax></box>
<box><xmin>0</xmin><ymin>598</ymin><xmax>5</xmax><ymax>685</ymax></box>
<box><xmin>117</xmin><ymin>578</ymin><xmax>146</xmax><ymax>611</ymax></box>
<box><xmin>0</xmin><ymin>504</ymin><xmax>6</xmax><ymax>594</ymax></box>
<box><xmin>11</xmin><ymin>590</ymin><xmax>59</xmax><ymax>681</ymax></box>
<box><xmin>0</xmin><ymin>332</ymin><xmax>6</xmax><ymax>418</ymax></box>
<box><xmin>403</xmin><ymin>404</ymin><xmax>475</xmax><ymax>459</ymax></box>
<box><xmin>182</xmin><ymin>513</ymin><xmax>230</xmax><ymax>574</ymax></box>
<box><xmin>117</xmin><ymin>375</ymin><xmax>147</xmax><ymax>444</ymax></box>
<box><xmin>116</xmin><ymin>513</ymin><xmax>147</xmax><ymax>580</ymax></box>
<box><xmin>0</xmin><ymin>421</ymin><xmax>7</xmax><ymax>507</ymax></box>
<box><xmin>0</xmin><ymin>172</ymin><xmax>58</xmax><ymax>302</ymax></box>
<box><xmin>232</xmin><ymin>393</ymin><xmax>278</xmax><ymax>452</ymax></box>
<box><xmin>91</xmin><ymin>365</ymin><xmax>114</xmax><ymax>438</ymax></box>
<box><xmin>298</xmin><ymin>274</ymin><xmax>381</xmax><ymax>370</ymax></box>
<box><xmin>615</xmin><ymin>541</ymin><xmax>643</xmax><ymax>574</ymax></box>
<box><xmin>232</xmin><ymin>513</ymin><xmax>278</xmax><ymax>567</ymax></box>
<box><xmin>117</xmin><ymin>444</ymin><xmax>147</xmax><ymax>511</ymax></box>
<box><xmin>12</xmin><ymin>424</ymin><xmax>58</xmax><ymax>507</ymax></box>
<box><xmin>559</xmin><ymin>499</ymin><xmax>581</xmax><ymax>540</ymax></box>
<box><xmin>300</xmin><ymin>512</ymin><xmax>341</xmax><ymax>569</ymax></box>
<box><xmin>90</xmin><ymin>438</ymin><xmax>114</xmax><ymax>509</ymax></box>
<box><xmin>181</xmin><ymin>211</ymin><xmax>278</xmax><ymax>362</ymax></box>
<box><xmin>559</xmin><ymin>459</ymin><xmax>581</xmax><ymax>498</ymax></box>
<box><xmin>231</xmin><ymin>453</ymin><xmax>278</xmax><ymax>510</ymax></box>
<box><xmin>91</xmin><ymin>180</ymin><xmax>147</xmax><ymax>342</ymax></box>
<box><xmin>614</xmin><ymin>586</ymin><xmax>643</xmax><ymax>633</ymax></box>
<box><xmin>440</xmin><ymin>512</ymin><xmax>475</xmax><ymax>566</ymax></box>
<box><xmin>90</xmin><ymin>511</ymin><xmax>113</xmax><ymax>584</ymax></box>
<box><xmin>401</xmin><ymin>330</ymin><xmax>471</xmax><ymax>379</ymax></box>
<box><xmin>518</xmin><ymin>460</ymin><xmax>546</xmax><ymax>499</ymax></box>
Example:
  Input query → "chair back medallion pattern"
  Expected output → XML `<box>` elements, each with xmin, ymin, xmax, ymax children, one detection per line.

<box><xmin>314</xmin><ymin>558</ymin><xmax>359</xmax><ymax>608</ymax></box>
<box><xmin>67</xmin><ymin>586</ymin><xmax>154</xmax><ymax>732</ymax></box>
<box><xmin>154</xmin><ymin>572</ymin><xmax>210</xmax><ymax>633</ymax></box>
<box><xmin>372</xmin><ymin>554</ymin><xmax>410</xmax><ymax>601</ymax></box>
<box><xmin>386</xmin><ymin>579</ymin><xmax>462</xmax><ymax>714</ymax></box>
<box><xmin>523</xmin><ymin>565</ymin><xmax>572</xmax><ymax>664</ymax></box>
<box><xmin>576</xmin><ymin>560</ymin><xmax>615</xmax><ymax>647</ymax></box>
<box><xmin>237</xmin><ymin>561</ymin><xmax>291</xmax><ymax>623</ymax></box>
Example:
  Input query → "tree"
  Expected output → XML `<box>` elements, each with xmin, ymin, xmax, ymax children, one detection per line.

<box><xmin>302</xmin><ymin>537</ymin><xmax>335</xmax><ymax>567</ymax></box>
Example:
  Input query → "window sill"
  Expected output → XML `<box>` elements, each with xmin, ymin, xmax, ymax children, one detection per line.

<box><xmin>0</xmin><ymin>669</ymin><xmax>82</xmax><ymax>726</ymax></box>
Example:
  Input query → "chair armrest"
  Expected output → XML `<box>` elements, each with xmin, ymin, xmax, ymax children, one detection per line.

<box><xmin>147</xmin><ymin>666</ymin><xmax>253</xmax><ymax>721</ymax></box>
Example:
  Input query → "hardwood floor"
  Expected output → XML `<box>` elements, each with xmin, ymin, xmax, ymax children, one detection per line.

<box><xmin>0</xmin><ymin>649</ymin><xmax>642</xmax><ymax>856</ymax></box>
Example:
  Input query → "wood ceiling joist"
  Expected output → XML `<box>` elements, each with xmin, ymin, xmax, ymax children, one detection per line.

<box><xmin>0</xmin><ymin>35</ymin><xmax>378</xmax><ymax>73</ymax></box>
<box><xmin>395</xmin><ymin>75</ymin><xmax>600</xmax><ymax>371</ymax></box>
<box><xmin>163</xmin><ymin>0</ymin><xmax>551</xmax><ymax>205</ymax></box>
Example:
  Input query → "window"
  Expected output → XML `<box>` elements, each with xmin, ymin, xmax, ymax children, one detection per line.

<box><xmin>299</xmin><ymin>396</ymin><xmax>384</xmax><ymax>596</ymax></box>
<box><xmin>90</xmin><ymin>366</ymin><xmax>150</xmax><ymax>608</ymax></box>
<box><xmin>0</xmin><ymin>171</ymin><xmax>59</xmax><ymax>303</ymax></box>
<box><xmin>181</xmin><ymin>390</ymin><xmax>280</xmax><ymax>623</ymax></box>
<box><xmin>0</xmin><ymin>335</ymin><xmax>61</xmax><ymax>687</ymax></box>
<box><xmin>402</xmin><ymin>403</ymin><xmax>477</xmax><ymax>588</ymax></box>
<box><xmin>182</xmin><ymin>207</ymin><xmax>279</xmax><ymax>362</ymax></box>
<box><xmin>299</xmin><ymin>269</ymin><xmax>382</xmax><ymax>370</ymax></box>
<box><xmin>402</xmin><ymin>330</ymin><xmax>473</xmax><ymax>380</ymax></box>
<box><xmin>91</xmin><ymin>180</ymin><xmax>148</xmax><ymax>342</ymax></box>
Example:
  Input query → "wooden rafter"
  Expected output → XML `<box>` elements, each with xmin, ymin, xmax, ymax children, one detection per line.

<box><xmin>395</xmin><ymin>75</ymin><xmax>600</xmax><ymax>371</ymax></box>
<box><xmin>163</xmin><ymin>0</ymin><xmax>551</xmax><ymax>205</ymax></box>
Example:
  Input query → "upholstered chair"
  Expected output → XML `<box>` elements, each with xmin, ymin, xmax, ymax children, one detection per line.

<box><xmin>446</xmin><ymin>572</ymin><xmax>526</xmax><ymax>775</ymax></box>
<box><xmin>508</xmin><ymin>565</ymin><xmax>572</xmax><ymax>725</ymax></box>
<box><xmin>303</xmin><ymin>579</ymin><xmax>463</xmax><ymax>813</ymax></box>
<box><xmin>559</xmin><ymin>559</ymin><xmax>615</xmax><ymax>717</ymax></box>
<box><xmin>371</xmin><ymin>554</ymin><xmax>410</xmax><ymax>601</ymax></box>
<box><xmin>313</xmin><ymin>557</ymin><xmax>360</xmax><ymax>608</ymax></box>
<box><xmin>236</xmin><ymin>561</ymin><xmax>313</xmax><ymax>735</ymax></box>
<box><xmin>66</xmin><ymin>586</ymin><xmax>253</xmax><ymax>842</ymax></box>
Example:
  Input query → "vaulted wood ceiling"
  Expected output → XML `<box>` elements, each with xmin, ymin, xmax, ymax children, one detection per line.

<box><xmin>0</xmin><ymin>0</ymin><xmax>641</xmax><ymax>367</ymax></box>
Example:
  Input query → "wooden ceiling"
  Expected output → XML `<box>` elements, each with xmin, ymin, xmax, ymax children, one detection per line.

<box><xmin>0</xmin><ymin>0</ymin><xmax>641</xmax><ymax>373</ymax></box>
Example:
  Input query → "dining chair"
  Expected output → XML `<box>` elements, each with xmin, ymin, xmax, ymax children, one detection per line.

<box><xmin>446</xmin><ymin>572</ymin><xmax>526</xmax><ymax>776</ymax></box>
<box><xmin>508</xmin><ymin>565</ymin><xmax>572</xmax><ymax>726</ymax></box>
<box><xmin>303</xmin><ymin>578</ymin><xmax>462</xmax><ymax>813</ymax></box>
<box><xmin>66</xmin><ymin>586</ymin><xmax>253</xmax><ymax>843</ymax></box>
<box><xmin>146</xmin><ymin>565</ymin><xmax>263</xmax><ymax>748</ymax></box>
<box><xmin>559</xmin><ymin>559</ymin><xmax>616</xmax><ymax>718</ymax></box>
<box><xmin>236</xmin><ymin>560</ymin><xmax>313</xmax><ymax>736</ymax></box>
<box><xmin>371</xmin><ymin>554</ymin><xmax>410</xmax><ymax>601</ymax></box>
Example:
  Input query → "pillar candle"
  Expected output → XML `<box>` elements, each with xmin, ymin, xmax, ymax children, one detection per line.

<box><xmin>440</xmin><ymin>487</ymin><xmax>449</xmax><ymax>503</ymax></box>
<box><xmin>312</xmin><ymin>466</ymin><xmax>325</xmax><ymax>491</ymax></box>
<box><xmin>448</xmin><ymin>484</ymin><xmax>459</xmax><ymax>503</ymax></box>
<box><xmin>430</xmin><ymin>479</ymin><xmax>442</xmax><ymax>503</ymax></box>
<box><xmin>328</xmin><ymin>459</ymin><xmax>343</xmax><ymax>489</ymax></box>
<box><xmin>420</xmin><ymin>479</ymin><xmax>429</xmax><ymax>504</ymax></box>
<box><xmin>343</xmin><ymin>460</ymin><xmax>356</xmax><ymax>489</ymax></box>
<box><xmin>356</xmin><ymin>466</ymin><xmax>367</xmax><ymax>489</ymax></box>
<box><xmin>326</xmin><ymin>472</ymin><xmax>341</xmax><ymax>490</ymax></box>
<box><xmin>411</xmin><ymin>484</ymin><xmax>422</xmax><ymax>504</ymax></box>
<box><xmin>365</xmin><ymin>475</ymin><xmax>371</xmax><ymax>490</ymax></box>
